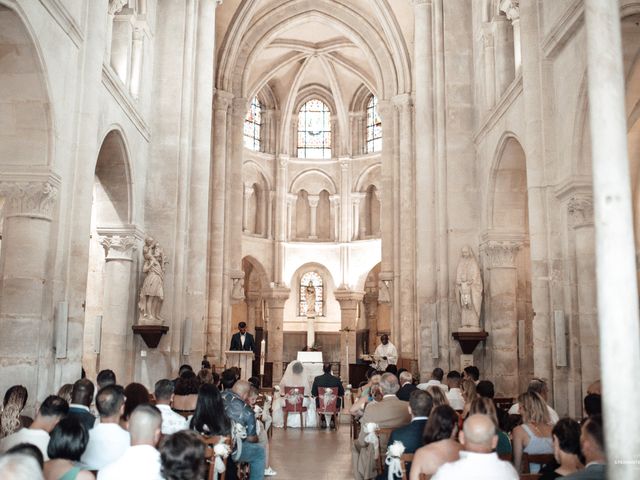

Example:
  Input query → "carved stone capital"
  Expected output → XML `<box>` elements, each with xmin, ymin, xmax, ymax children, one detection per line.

<box><xmin>484</xmin><ymin>241</ymin><xmax>521</xmax><ymax>268</ymax></box>
<box><xmin>568</xmin><ymin>195</ymin><xmax>593</xmax><ymax>228</ymax></box>
<box><xmin>108</xmin><ymin>0</ymin><xmax>127</xmax><ymax>15</ymax></box>
<box><xmin>378</xmin><ymin>271</ymin><xmax>394</xmax><ymax>304</ymax></box>
<box><xmin>307</xmin><ymin>194</ymin><xmax>320</xmax><ymax>208</ymax></box>
<box><xmin>213</xmin><ymin>90</ymin><xmax>233</xmax><ymax>111</ymax></box>
<box><xmin>334</xmin><ymin>288</ymin><xmax>364</xmax><ymax>310</ymax></box>
<box><xmin>0</xmin><ymin>181</ymin><xmax>58</xmax><ymax>220</ymax></box>
<box><xmin>263</xmin><ymin>286</ymin><xmax>291</xmax><ymax>308</ymax></box>
<box><xmin>329</xmin><ymin>194</ymin><xmax>340</xmax><ymax>205</ymax></box>
<box><xmin>278</xmin><ymin>155</ymin><xmax>290</xmax><ymax>168</ymax></box>
<box><xmin>100</xmin><ymin>234</ymin><xmax>137</xmax><ymax>261</ymax></box>
<box><xmin>499</xmin><ymin>0</ymin><xmax>520</xmax><ymax>22</ymax></box>
<box><xmin>230</xmin><ymin>270</ymin><xmax>245</xmax><ymax>302</ymax></box>
<box><xmin>391</xmin><ymin>93</ymin><xmax>413</xmax><ymax>109</ymax></box>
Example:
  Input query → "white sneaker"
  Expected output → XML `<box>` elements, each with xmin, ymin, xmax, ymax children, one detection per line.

<box><xmin>264</xmin><ymin>467</ymin><xmax>277</xmax><ymax>476</ymax></box>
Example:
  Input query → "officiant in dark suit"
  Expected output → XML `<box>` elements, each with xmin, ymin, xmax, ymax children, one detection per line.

<box><xmin>229</xmin><ymin>321</ymin><xmax>255</xmax><ymax>352</ymax></box>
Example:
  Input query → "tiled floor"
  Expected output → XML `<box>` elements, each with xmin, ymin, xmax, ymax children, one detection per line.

<box><xmin>268</xmin><ymin>425</ymin><xmax>355</xmax><ymax>479</ymax></box>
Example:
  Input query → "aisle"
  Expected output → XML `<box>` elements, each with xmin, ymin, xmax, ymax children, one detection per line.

<box><xmin>268</xmin><ymin>425</ymin><xmax>355</xmax><ymax>480</ymax></box>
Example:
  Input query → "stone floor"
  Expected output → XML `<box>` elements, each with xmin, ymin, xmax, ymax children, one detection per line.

<box><xmin>268</xmin><ymin>425</ymin><xmax>355</xmax><ymax>479</ymax></box>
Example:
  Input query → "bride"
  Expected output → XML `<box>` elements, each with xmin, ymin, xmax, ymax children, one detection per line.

<box><xmin>272</xmin><ymin>361</ymin><xmax>318</xmax><ymax>428</ymax></box>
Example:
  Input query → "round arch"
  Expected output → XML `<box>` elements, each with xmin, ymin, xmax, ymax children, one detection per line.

<box><xmin>289</xmin><ymin>169</ymin><xmax>338</xmax><ymax>195</ymax></box>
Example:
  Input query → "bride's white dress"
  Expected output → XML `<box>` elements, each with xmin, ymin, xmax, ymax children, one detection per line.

<box><xmin>272</xmin><ymin>362</ymin><xmax>323</xmax><ymax>428</ymax></box>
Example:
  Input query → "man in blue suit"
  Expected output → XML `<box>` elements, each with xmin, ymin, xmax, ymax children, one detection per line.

<box><xmin>229</xmin><ymin>321</ymin><xmax>255</xmax><ymax>352</ymax></box>
<box><xmin>378</xmin><ymin>389</ymin><xmax>432</xmax><ymax>479</ymax></box>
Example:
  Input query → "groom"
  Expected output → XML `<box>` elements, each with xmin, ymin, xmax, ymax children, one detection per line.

<box><xmin>230</xmin><ymin>321</ymin><xmax>256</xmax><ymax>352</ymax></box>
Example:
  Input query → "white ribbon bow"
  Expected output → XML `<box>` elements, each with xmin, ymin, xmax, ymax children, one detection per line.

<box><xmin>261</xmin><ymin>395</ymin><xmax>273</xmax><ymax>431</ymax></box>
<box><xmin>212</xmin><ymin>438</ymin><xmax>232</xmax><ymax>480</ymax></box>
<box><xmin>285</xmin><ymin>388</ymin><xmax>302</xmax><ymax>407</ymax></box>
<box><xmin>385</xmin><ymin>440</ymin><xmax>406</xmax><ymax>480</ymax></box>
<box><xmin>363</xmin><ymin>422</ymin><xmax>380</xmax><ymax>458</ymax></box>
<box><xmin>321</xmin><ymin>389</ymin><xmax>336</xmax><ymax>409</ymax></box>
<box><xmin>231</xmin><ymin>422</ymin><xmax>248</xmax><ymax>461</ymax></box>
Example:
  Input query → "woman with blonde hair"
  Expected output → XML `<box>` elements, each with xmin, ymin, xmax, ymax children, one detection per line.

<box><xmin>460</xmin><ymin>379</ymin><xmax>477</xmax><ymax>418</ymax></box>
<box><xmin>426</xmin><ymin>386</ymin><xmax>449</xmax><ymax>410</ymax></box>
<box><xmin>467</xmin><ymin>396</ymin><xmax>512</xmax><ymax>455</ymax></box>
<box><xmin>1</xmin><ymin>386</ymin><xmax>31</xmax><ymax>439</ymax></box>
<box><xmin>512</xmin><ymin>391</ymin><xmax>553</xmax><ymax>473</ymax></box>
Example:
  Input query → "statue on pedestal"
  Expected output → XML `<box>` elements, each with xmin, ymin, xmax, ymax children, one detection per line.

<box><xmin>305</xmin><ymin>281</ymin><xmax>317</xmax><ymax>316</ymax></box>
<box><xmin>138</xmin><ymin>237</ymin><xmax>168</xmax><ymax>324</ymax></box>
<box><xmin>456</xmin><ymin>245</ymin><xmax>483</xmax><ymax>331</ymax></box>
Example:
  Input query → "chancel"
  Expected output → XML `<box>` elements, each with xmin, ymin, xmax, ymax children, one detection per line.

<box><xmin>0</xmin><ymin>0</ymin><xmax>639</xmax><ymax>479</ymax></box>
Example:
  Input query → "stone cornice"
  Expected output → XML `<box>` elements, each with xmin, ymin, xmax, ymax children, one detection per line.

<box><xmin>263</xmin><ymin>286</ymin><xmax>291</xmax><ymax>307</ymax></box>
<box><xmin>102</xmin><ymin>64</ymin><xmax>150</xmax><ymax>141</ymax></box>
<box><xmin>567</xmin><ymin>194</ymin><xmax>593</xmax><ymax>228</ymax></box>
<box><xmin>554</xmin><ymin>175</ymin><xmax>592</xmax><ymax>201</ymax></box>
<box><xmin>541</xmin><ymin>0</ymin><xmax>583</xmax><ymax>59</ymax></box>
<box><xmin>0</xmin><ymin>178</ymin><xmax>60</xmax><ymax>220</ymax></box>
<box><xmin>334</xmin><ymin>288</ymin><xmax>365</xmax><ymax>308</ymax></box>
<box><xmin>499</xmin><ymin>0</ymin><xmax>520</xmax><ymax>22</ymax></box>
<box><xmin>99</xmin><ymin>234</ymin><xmax>137</xmax><ymax>261</ymax></box>
<box><xmin>474</xmin><ymin>74</ymin><xmax>523</xmax><ymax>145</ymax></box>
<box><xmin>213</xmin><ymin>89</ymin><xmax>234</xmax><ymax>111</ymax></box>
<box><xmin>482</xmin><ymin>240</ymin><xmax>522</xmax><ymax>268</ymax></box>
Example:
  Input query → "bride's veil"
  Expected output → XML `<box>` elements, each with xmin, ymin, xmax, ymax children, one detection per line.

<box><xmin>279</xmin><ymin>361</ymin><xmax>311</xmax><ymax>395</ymax></box>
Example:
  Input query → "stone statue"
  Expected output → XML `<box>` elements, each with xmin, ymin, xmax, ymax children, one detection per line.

<box><xmin>138</xmin><ymin>237</ymin><xmax>168</xmax><ymax>324</ymax></box>
<box><xmin>305</xmin><ymin>281</ymin><xmax>316</xmax><ymax>316</ymax></box>
<box><xmin>456</xmin><ymin>245</ymin><xmax>483</xmax><ymax>331</ymax></box>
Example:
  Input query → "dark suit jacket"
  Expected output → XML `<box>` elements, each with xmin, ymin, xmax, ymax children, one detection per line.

<box><xmin>311</xmin><ymin>372</ymin><xmax>345</xmax><ymax>398</ymax></box>
<box><xmin>68</xmin><ymin>406</ymin><xmax>96</xmax><ymax>432</ymax></box>
<box><xmin>229</xmin><ymin>332</ymin><xmax>255</xmax><ymax>351</ymax></box>
<box><xmin>377</xmin><ymin>418</ymin><xmax>427</xmax><ymax>479</ymax></box>
<box><xmin>564</xmin><ymin>464</ymin><xmax>606</xmax><ymax>480</ymax></box>
<box><xmin>396</xmin><ymin>382</ymin><xmax>418</xmax><ymax>401</ymax></box>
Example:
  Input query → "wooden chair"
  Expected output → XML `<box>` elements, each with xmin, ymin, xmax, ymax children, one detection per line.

<box><xmin>350</xmin><ymin>389</ymin><xmax>361</xmax><ymax>439</ymax></box>
<box><xmin>494</xmin><ymin>397</ymin><xmax>515</xmax><ymax>411</ymax></box>
<box><xmin>202</xmin><ymin>435</ymin><xmax>232</xmax><ymax>480</ymax></box>
<box><xmin>399</xmin><ymin>452</ymin><xmax>414</xmax><ymax>480</ymax></box>
<box><xmin>521</xmin><ymin>453</ymin><xmax>555</xmax><ymax>474</ymax></box>
<box><xmin>520</xmin><ymin>475</ymin><xmax>541</xmax><ymax>480</ymax></box>
<box><xmin>317</xmin><ymin>387</ymin><xmax>340</xmax><ymax>429</ymax></box>
<box><xmin>283</xmin><ymin>386</ymin><xmax>307</xmax><ymax>430</ymax></box>
<box><xmin>376</xmin><ymin>427</ymin><xmax>395</xmax><ymax>474</ymax></box>
<box><xmin>498</xmin><ymin>453</ymin><xmax>513</xmax><ymax>462</ymax></box>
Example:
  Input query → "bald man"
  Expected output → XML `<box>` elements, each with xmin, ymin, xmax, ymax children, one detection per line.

<box><xmin>98</xmin><ymin>404</ymin><xmax>162</xmax><ymax>480</ymax></box>
<box><xmin>432</xmin><ymin>414</ymin><xmax>518</xmax><ymax>480</ymax></box>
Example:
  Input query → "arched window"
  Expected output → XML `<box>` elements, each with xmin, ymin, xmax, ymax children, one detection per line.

<box><xmin>297</xmin><ymin>99</ymin><xmax>331</xmax><ymax>159</ymax></box>
<box><xmin>299</xmin><ymin>271</ymin><xmax>323</xmax><ymax>316</ymax></box>
<box><xmin>244</xmin><ymin>96</ymin><xmax>262</xmax><ymax>151</ymax></box>
<box><xmin>366</xmin><ymin>95</ymin><xmax>382</xmax><ymax>153</ymax></box>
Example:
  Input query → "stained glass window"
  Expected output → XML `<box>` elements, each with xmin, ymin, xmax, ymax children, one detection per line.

<box><xmin>366</xmin><ymin>95</ymin><xmax>382</xmax><ymax>153</ymax></box>
<box><xmin>299</xmin><ymin>271</ymin><xmax>323</xmax><ymax>316</ymax></box>
<box><xmin>297</xmin><ymin>99</ymin><xmax>331</xmax><ymax>159</ymax></box>
<box><xmin>244</xmin><ymin>96</ymin><xmax>262</xmax><ymax>151</ymax></box>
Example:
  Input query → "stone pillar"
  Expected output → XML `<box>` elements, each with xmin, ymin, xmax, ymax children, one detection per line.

<box><xmin>286</xmin><ymin>193</ymin><xmax>295</xmax><ymax>240</ymax></box>
<box><xmin>500</xmin><ymin>0</ymin><xmax>521</xmax><ymax>74</ymax></box>
<box><xmin>246</xmin><ymin>292</ymin><xmax>260</xmax><ymax>334</ymax></box>
<box><xmin>330</xmin><ymin>195</ymin><xmax>340</xmax><ymax>241</ymax></box>
<box><xmin>352</xmin><ymin>194</ymin><xmax>363</xmax><ymax>241</ymax></box>
<box><xmin>273</xmin><ymin>156</ymin><xmax>289</xmax><ymax>284</ymax></box>
<box><xmin>264</xmin><ymin>287</ymin><xmax>290</xmax><ymax>383</ymax></box>
<box><xmin>106</xmin><ymin>0</ymin><xmax>126</xmax><ymax>61</ymax></box>
<box><xmin>307</xmin><ymin>194</ymin><xmax>319</xmax><ymax>239</ymax></box>
<box><xmin>492</xmin><ymin>15</ymin><xmax>515</xmax><ymax>98</ymax></box>
<box><xmin>98</xmin><ymin>232</ymin><xmax>137</xmax><ymax>384</ymax></box>
<box><xmin>0</xmin><ymin>180</ymin><xmax>58</xmax><ymax>408</ymax></box>
<box><xmin>266</xmin><ymin>191</ymin><xmax>274</xmax><ymax>239</ymax></box>
<box><xmin>482</xmin><ymin>23</ymin><xmax>496</xmax><ymax>110</ymax></box>
<box><xmin>339</xmin><ymin>158</ymin><xmax>351</xmax><ymax>243</ymax></box>
<box><xmin>335</xmin><ymin>289</ymin><xmax>364</xmax><ymax>385</ymax></box>
<box><xmin>110</xmin><ymin>10</ymin><xmax>133</xmax><ymax>83</ymax></box>
<box><xmin>484</xmin><ymin>240</ymin><xmax>521</xmax><ymax>397</ymax></box>
<box><xmin>129</xmin><ymin>25</ymin><xmax>144</xmax><ymax>98</ymax></box>
<box><xmin>243</xmin><ymin>183</ymin><xmax>253</xmax><ymax>233</ymax></box>
<box><xmin>567</xmin><ymin>195</ymin><xmax>599</xmax><ymax>394</ymax></box>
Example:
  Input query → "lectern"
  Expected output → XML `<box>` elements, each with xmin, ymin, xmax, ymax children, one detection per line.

<box><xmin>225</xmin><ymin>350</ymin><xmax>254</xmax><ymax>381</ymax></box>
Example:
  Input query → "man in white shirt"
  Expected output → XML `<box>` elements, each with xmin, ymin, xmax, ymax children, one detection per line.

<box><xmin>98</xmin><ymin>404</ymin><xmax>162</xmax><ymax>480</ymax></box>
<box><xmin>417</xmin><ymin>367</ymin><xmax>449</xmax><ymax>392</ymax></box>
<box><xmin>81</xmin><ymin>385</ymin><xmax>130</xmax><ymax>470</ymax></box>
<box><xmin>445</xmin><ymin>370</ymin><xmax>465</xmax><ymax>410</ymax></box>
<box><xmin>508</xmin><ymin>378</ymin><xmax>559</xmax><ymax>424</ymax></box>
<box><xmin>373</xmin><ymin>334</ymin><xmax>397</xmax><ymax>371</ymax></box>
<box><xmin>432</xmin><ymin>414</ymin><xmax>519</xmax><ymax>480</ymax></box>
<box><xmin>0</xmin><ymin>395</ymin><xmax>68</xmax><ymax>461</ymax></box>
<box><xmin>153</xmin><ymin>379</ymin><xmax>188</xmax><ymax>435</ymax></box>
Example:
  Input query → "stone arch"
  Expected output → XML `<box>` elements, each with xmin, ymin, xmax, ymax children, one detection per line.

<box><xmin>241</xmin><ymin>256</ymin><xmax>269</xmax><ymax>333</ymax></box>
<box><xmin>289</xmin><ymin>169</ymin><xmax>338</xmax><ymax>195</ymax></box>
<box><xmin>0</xmin><ymin>4</ymin><xmax>53</xmax><ymax>167</ymax></box>
<box><xmin>354</xmin><ymin>163</ymin><xmax>382</xmax><ymax>192</ymax></box>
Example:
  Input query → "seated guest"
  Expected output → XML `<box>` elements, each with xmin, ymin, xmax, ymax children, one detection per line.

<box><xmin>159</xmin><ymin>430</ymin><xmax>206</xmax><ymax>480</ymax></box>
<box><xmin>350</xmin><ymin>374</ymin><xmax>382</xmax><ymax>417</ymax></box>
<box><xmin>190</xmin><ymin>384</ymin><xmax>231</xmax><ymax>436</ymax></box>
<box><xmin>247</xmin><ymin>386</ymin><xmax>277</xmax><ymax>477</ymax></box>
<box><xmin>43</xmin><ymin>417</ymin><xmax>94</xmax><ymax>480</ymax></box>
<box><xmin>586</xmin><ymin>380</ymin><xmax>601</xmax><ymax>396</ymax></box>
<box><xmin>0</xmin><ymin>395</ymin><xmax>68</xmax><ymax>460</ymax></box>
<box><xmin>445</xmin><ymin>371</ymin><xmax>465</xmax><ymax>411</ymax></box>
<box><xmin>512</xmin><ymin>392</ymin><xmax>554</xmax><ymax>473</ymax></box>
<box><xmin>467</xmin><ymin>397</ymin><xmax>511</xmax><ymax>455</ymax></box>
<box><xmin>509</xmin><ymin>378</ymin><xmax>560</xmax><ymax>423</ymax></box>
<box><xmin>463</xmin><ymin>366</ymin><xmax>480</xmax><ymax>384</ymax></box>
<box><xmin>476</xmin><ymin>380</ymin><xmax>509</xmax><ymax>430</ymax></box>
<box><xmin>396</xmin><ymin>371</ymin><xmax>418</xmax><ymax>402</ymax></box>
<box><xmin>417</xmin><ymin>368</ymin><xmax>449</xmax><ymax>392</ymax></box>
<box><xmin>564</xmin><ymin>415</ymin><xmax>605</xmax><ymax>480</ymax></box>
<box><xmin>583</xmin><ymin>394</ymin><xmax>601</xmax><ymax>420</ymax></box>
<box><xmin>379</xmin><ymin>390</ymin><xmax>432</xmax><ymax>479</ymax></box>
<box><xmin>1</xmin><ymin>385</ymin><xmax>32</xmax><ymax>438</ymax></box>
<box><xmin>96</xmin><ymin>370</ymin><xmax>116</xmax><ymax>390</ymax></box>
<box><xmin>7</xmin><ymin>443</ymin><xmax>45</xmax><ymax>469</ymax></box>
<box><xmin>0</xmin><ymin>452</ymin><xmax>44</xmax><ymax>480</ymax></box>
<box><xmin>56</xmin><ymin>385</ymin><xmax>73</xmax><ymax>405</ymax></box>
<box><xmin>153</xmin><ymin>380</ymin><xmax>188</xmax><ymax>435</ymax></box>
<box><xmin>197</xmin><ymin>368</ymin><xmax>213</xmax><ymax>385</ymax></box>
<box><xmin>352</xmin><ymin>373</ymin><xmax>411</xmax><ymax>480</ymax></box>
<box><xmin>98</xmin><ymin>404</ymin><xmax>162</xmax><ymax>480</ymax></box>
<box><xmin>68</xmin><ymin>379</ymin><xmax>96</xmax><ymax>433</ymax></box>
<box><xmin>539</xmin><ymin>418</ymin><xmax>582</xmax><ymax>479</ymax></box>
<box><xmin>432</xmin><ymin>414</ymin><xmax>518</xmax><ymax>479</ymax></box>
<box><xmin>311</xmin><ymin>362</ymin><xmax>345</xmax><ymax>428</ymax></box>
<box><xmin>426</xmin><ymin>386</ymin><xmax>449</xmax><ymax>410</ymax></box>
<box><xmin>81</xmin><ymin>386</ymin><xmax>130</xmax><ymax>470</ymax></box>
<box><xmin>121</xmin><ymin>383</ymin><xmax>151</xmax><ymax>428</ymax></box>
<box><xmin>410</xmin><ymin>405</ymin><xmax>462</xmax><ymax>479</ymax></box>
<box><xmin>212</xmin><ymin>371</ymin><xmax>221</xmax><ymax>390</ymax></box>
<box><xmin>461</xmin><ymin>380</ymin><xmax>477</xmax><ymax>418</ymax></box>
<box><xmin>221</xmin><ymin>380</ymin><xmax>266</xmax><ymax>480</ymax></box>
<box><xmin>171</xmin><ymin>372</ymin><xmax>199</xmax><ymax>413</ymax></box>
<box><xmin>385</xmin><ymin>365</ymin><xmax>399</xmax><ymax>377</ymax></box>
<box><xmin>248</xmin><ymin>376</ymin><xmax>261</xmax><ymax>390</ymax></box>
<box><xmin>220</xmin><ymin>369</ymin><xmax>238</xmax><ymax>391</ymax></box>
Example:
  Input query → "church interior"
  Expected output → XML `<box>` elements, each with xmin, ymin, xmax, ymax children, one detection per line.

<box><xmin>0</xmin><ymin>0</ymin><xmax>639</xmax><ymax>478</ymax></box>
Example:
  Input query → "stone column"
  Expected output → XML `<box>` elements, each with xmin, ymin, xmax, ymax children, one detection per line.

<box><xmin>266</xmin><ymin>191</ymin><xmax>274</xmax><ymax>239</ymax></box>
<box><xmin>330</xmin><ymin>195</ymin><xmax>340</xmax><ymax>241</ymax></box>
<box><xmin>482</xmin><ymin>23</ymin><xmax>496</xmax><ymax>110</ymax></box>
<box><xmin>106</xmin><ymin>0</ymin><xmax>126</xmax><ymax>61</ymax></box>
<box><xmin>352</xmin><ymin>194</ymin><xmax>363</xmax><ymax>241</ymax></box>
<box><xmin>307</xmin><ymin>194</ymin><xmax>319</xmax><ymax>239</ymax></box>
<box><xmin>335</xmin><ymin>289</ymin><xmax>364</xmax><ymax>385</ymax></box>
<box><xmin>339</xmin><ymin>158</ymin><xmax>351</xmax><ymax>242</ymax></box>
<box><xmin>500</xmin><ymin>0</ymin><xmax>521</xmax><ymax>74</ymax></box>
<box><xmin>243</xmin><ymin>183</ymin><xmax>253</xmax><ymax>233</ymax></box>
<box><xmin>567</xmin><ymin>195</ymin><xmax>599</xmax><ymax>394</ymax></box>
<box><xmin>0</xmin><ymin>180</ymin><xmax>58</xmax><ymax>408</ymax></box>
<box><xmin>492</xmin><ymin>15</ymin><xmax>515</xmax><ymax>98</ymax></box>
<box><xmin>264</xmin><ymin>287</ymin><xmax>290</xmax><ymax>384</ymax></box>
<box><xmin>273</xmin><ymin>156</ymin><xmax>289</xmax><ymax>284</ymax></box>
<box><xmin>245</xmin><ymin>292</ymin><xmax>260</xmax><ymax>334</ymax></box>
<box><xmin>129</xmin><ymin>25</ymin><xmax>144</xmax><ymax>98</ymax></box>
<box><xmin>98</xmin><ymin>232</ymin><xmax>137</xmax><ymax>384</ymax></box>
<box><xmin>110</xmin><ymin>9</ymin><xmax>133</xmax><ymax>83</ymax></box>
<box><xmin>484</xmin><ymin>240</ymin><xmax>521</xmax><ymax>397</ymax></box>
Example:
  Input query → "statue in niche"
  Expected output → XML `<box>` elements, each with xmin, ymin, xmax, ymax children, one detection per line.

<box><xmin>138</xmin><ymin>237</ymin><xmax>168</xmax><ymax>324</ymax></box>
<box><xmin>456</xmin><ymin>245</ymin><xmax>483</xmax><ymax>331</ymax></box>
<box><xmin>305</xmin><ymin>281</ymin><xmax>317</xmax><ymax>316</ymax></box>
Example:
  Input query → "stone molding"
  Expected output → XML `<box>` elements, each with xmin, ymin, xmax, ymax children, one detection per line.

<box><xmin>334</xmin><ymin>288</ymin><xmax>364</xmax><ymax>310</ymax></box>
<box><xmin>213</xmin><ymin>90</ymin><xmax>233</xmax><ymax>111</ymax></box>
<box><xmin>100</xmin><ymin>234</ymin><xmax>137</xmax><ymax>261</ymax></box>
<box><xmin>307</xmin><ymin>194</ymin><xmax>320</xmax><ymax>208</ymax></box>
<box><xmin>229</xmin><ymin>270</ymin><xmax>245</xmax><ymax>302</ymax></box>
<box><xmin>263</xmin><ymin>286</ymin><xmax>291</xmax><ymax>308</ymax></box>
<box><xmin>0</xmin><ymin>181</ymin><xmax>59</xmax><ymax>220</ymax></box>
<box><xmin>378</xmin><ymin>271</ymin><xmax>393</xmax><ymax>304</ymax></box>
<box><xmin>484</xmin><ymin>240</ymin><xmax>521</xmax><ymax>268</ymax></box>
<box><xmin>567</xmin><ymin>194</ymin><xmax>594</xmax><ymax>228</ymax></box>
<box><xmin>500</xmin><ymin>0</ymin><xmax>520</xmax><ymax>22</ymax></box>
<box><xmin>391</xmin><ymin>93</ymin><xmax>413</xmax><ymax>109</ymax></box>
<box><xmin>109</xmin><ymin>0</ymin><xmax>127</xmax><ymax>15</ymax></box>
<box><xmin>411</xmin><ymin>0</ymin><xmax>431</xmax><ymax>6</ymax></box>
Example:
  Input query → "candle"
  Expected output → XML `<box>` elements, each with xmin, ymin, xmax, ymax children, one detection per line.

<box><xmin>260</xmin><ymin>338</ymin><xmax>266</xmax><ymax>375</ymax></box>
